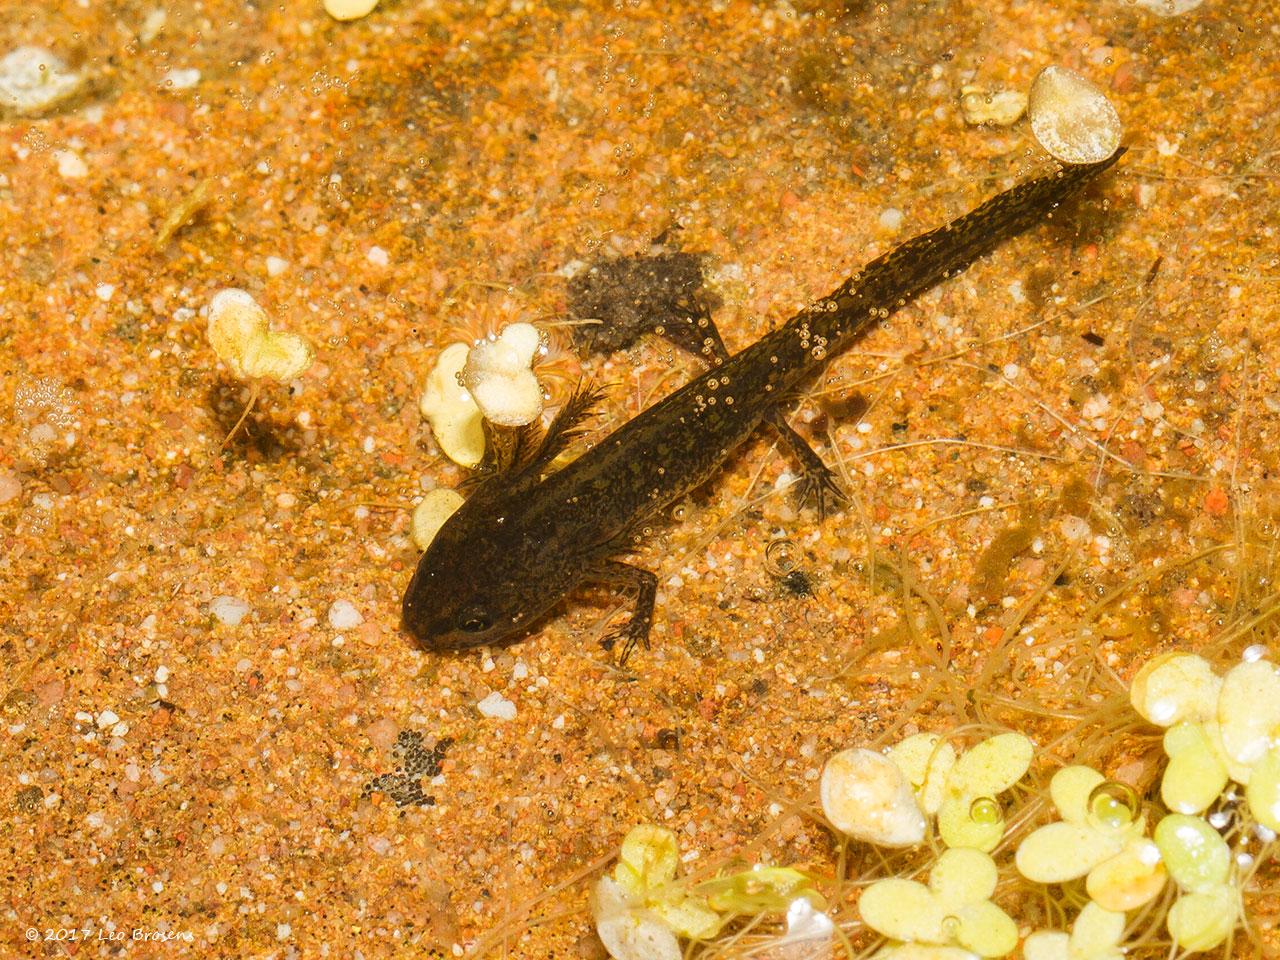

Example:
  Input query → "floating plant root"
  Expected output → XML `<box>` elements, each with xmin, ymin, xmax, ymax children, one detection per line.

<box><xmin>222</xmin><ymin>383</ymin><xmax>261</xmax><ymax>448</ymax></box>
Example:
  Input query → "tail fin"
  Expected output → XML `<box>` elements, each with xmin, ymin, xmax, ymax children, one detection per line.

<box><xmin>809</xmin><ymin>149</ymin><xmax>1125</xmax><ymax>346</ymax></box>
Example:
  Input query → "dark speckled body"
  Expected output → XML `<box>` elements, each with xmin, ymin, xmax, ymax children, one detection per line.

<box><xmin>402</xmin><ymin>151</ymin><xmax>1123</xmax><ymax>657</ymax></box>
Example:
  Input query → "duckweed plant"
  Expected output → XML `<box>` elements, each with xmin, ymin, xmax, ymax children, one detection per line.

<box><xmin>592</xmin><ymin>824</ymin><xmax>833</xmax><ymax>960</ymax></box>
<box><xmin>590</xmin><ymin>652</ymin><xmax>1280</xmax><ymax>960</ymax></box>
<box><xmin>205</xmin><ymin>288</ymin><xmax>314</xmax><ymax>446</ymax></box>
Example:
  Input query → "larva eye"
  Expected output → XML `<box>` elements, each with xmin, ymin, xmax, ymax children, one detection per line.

<box><xmin>459</xmin><ymin>612</ymin><xmax>492</xmax><ymax>633</ymax></box>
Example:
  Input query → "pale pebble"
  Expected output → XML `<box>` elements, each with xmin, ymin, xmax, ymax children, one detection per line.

<box><xmin>163</xmin><ymin>67</ymin><xmax>201</xmax><ymax>90</ymax></box>
<box><xmin>477</xmin><ymin>691</ymin><xmax>517</xmax><ymax>720</ymax></box>
<box><xmin>0</xmin><ymin>472</ymin><xmax>21</xmax><ymax>504</ymax></box>
<box><xmin>325</xmin><ymin>0</ymin><xmax>379</xmax><ymax>20</ymax></box>
<box><xmin>328</xmin><ymin>599</ymin><xmax>363</xmax><ymax>630</ymax></box>
<box><xmin>960</xmin><ymin>87</ymin><xmax>1027</xmax><ymax>126</ymax></box>
<box><xmin>55</xmin><ymin>149</ymin><xmax>88</xmax><ymax>179</ymax></box>
<box><xmin>0</xmin><ymin>46</ymin><xmax>84</xmax><ymax>116</ymax></box>
<box><xmin>1134</xmin><ymin>0</ymin><xmax>1204</xmax><ymax>14</ymax></box>
<box><xmin>210</xmin><ymin>595</ymin><xmax>251</xmax><ymax>626</ymax></box>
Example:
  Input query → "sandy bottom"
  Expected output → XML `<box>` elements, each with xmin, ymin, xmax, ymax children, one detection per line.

<box><xmin>2</xmin><ymin>0</ymin><xmax>1278</xmax><ymax>956</ymax></box>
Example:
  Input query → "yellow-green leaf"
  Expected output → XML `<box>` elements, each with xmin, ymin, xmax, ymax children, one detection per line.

<box><xmin>1218</xmin><ymin>660</ymin><xmax>1280</xmax><ymax>768</ymax></box>
<box><xmin>1022</xmin><ymin>931</ymin><xmax>1068</xmax><ymax>960</ymax></box>
<box><xmin>240</xmin><ymin>329</ymin><xmax>314</xmax><ymax>382</ymax></box>
<box><xmin>1154</xmin><ymin>814</ymin><xmax>1230</xmax><ymax>893</ymax></box>
<box><xmin>954</xmin><ymin>900</ymin><xmax>1018</xmax><ymax>958</ymax></box>
<box><xmin>948</xmin><ymin>733</ymin><xmax>1034</xmax><ymax>797</ymax></box>
<box><xmin>652</xmin><ymin>897</ymin><xmax>722</xmax><ymax>940</ymax></box>
<box><xmin>1166</xmin><ymin>886</ymin><xmax>1236</xmax><ymax>952</ymax></box>
<box><xmin>859</xmin><ymin>879</ymin><xmax>942</xmax><ymax>943</ymax></box>
<box><xmin>1245</xmin><ymin>743</ymin><xmax>1280</xmax><ymax>831</ymax></box>
<box><xmin>1069</xmin><ymin>901</ymin><xmax>1125</xmax><ymax>958</ymax></box>
<box><xmin>1016</xmin><ymin>822</ymin><xmax>1120</xmax><ymax>883</ymax></box>
<box><xmin>698</xmin><ymin>865</ymin><xmax>817</xmax><ymax>915</ymax></box>
<box><xmin>1085</xmin><ymin>840</ymin><xmax>1166</xmax><ymax>912</ymax></box>
<box><xmin>930</xmin><ymin>848</ymin><xmax>998</xmax><ymax>906</ymax></box>
<box><xmin>619</xmin><ymin>825</ymin><xmax>680</xmax><ymax>887</ymax></box>
<box><xmin>937</xmin><ymin>796</ymin><xmax>1005</xmax><ymax>853</ymax></box>
<box><xmin>890</xmin><ymin>733</ymin><xmax>956</xmax><ymax>815</ymax></box>
<box><xmin>1049</xmin><ymin>766</ymin><xmax>1105</xmax><ymax>823</ymax></box>
<box><xmin>1161</xmin><ymin>724</ymin><xmax>1229</xmax><ymax>815</ymax></box>
<box><xmin>1129</xmin><ymin>652</ymin><xmax>1219</xmax><ymax>727</ymax></box>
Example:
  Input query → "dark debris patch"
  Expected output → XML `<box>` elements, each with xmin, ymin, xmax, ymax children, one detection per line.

<box><xmin>565</xmin><ymin>246</ymin><xmax>721</xmax><ymax>358</ymax></box>
<box><xmin>14</xmin><ymin>785</ymin><xmax>43</xmax><ymax>813</ymax></box>
<box><xmin>361</xmin><ymin>731</ymin><xmax>454</xmax><ymax>809</ymax></box>
<box><xmin>778</xmin><ymin>569</ymin><xmax>815</xmax><ymax>598</ymax></box>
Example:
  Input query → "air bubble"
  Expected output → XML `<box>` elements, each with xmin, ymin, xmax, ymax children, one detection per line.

<box><xmin>1088</xmin><ymin>780</ymin><xmax>1139</xmax><ymax>829</ymax></box>
<box><xmin>765</xmin><ymin>538</ymin><xmax>797</xmax><ymax>577</ymax></box>
<box><xmin>969</xmin><ymin>796</ymin><xmax>1001</xmax><ymax>825</ymax></box>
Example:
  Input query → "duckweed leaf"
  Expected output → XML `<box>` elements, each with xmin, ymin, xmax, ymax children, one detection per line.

<box><xmin>420</xmin><ymin>342</ymin><xmax>485</xmax><ymax>468</ymax></box>
<box><xmin>698</xmin><ymin>865</ymin><xmax>822</xmax><ymax>916</ymax></box>
<box><xmin>1166</xmin><ymin>886</ymin><xmax>1236</xmax><ymax>952</ymax></box>
<box><xmin>411</xmin><ymin>489</ymin><xmax>465</xmax><ymax>551</ymax></box>
<box><xmin>1084</xmin><ymin>839</ymin><xmax>1166</xmax><ymax>912</ymax></box>
<box><xmin>1218</xmin><ymin>661</ymin><xmax>1280</xmax><ymax>768</ymax></box>
<box><xmin>1023</xmin><ymin>902</ymin><xmax>1125</xmax><ymax>960</ymax></box>
<box><xmin>877</xmin><ymin>945</ymin><xmax>982</xmax><ymax>960</ymax></box>
<box><xmin>859</xmin><ymin>879</ymin><xmax>941</xmax><ymax>942</ymax></box>
<box><xmin>889</xmin><ymin>733</ymin><xmax>956</xmax><ymax>815</ymax></box>
<box><xmin>651</xmin><ymin>898</ymin><xmax>722</xmax><ymax>940</ymax></box>
<box><xmin>821</xmin><ymin>747</ymin><xmax>927</xmax><ymax>847</ymax></box>
<box><xmin>1022</xmin><ymin>930</ymin><xmax>1069</xmax><ymax>960</ymax></box>
<box><xmin>239</xmin><ymin>328</ymin><xmax>314</xmax><ymax>381</ymax></box>
<box><xmin>860</xmin><ymin>850</ymin><xmax>1013</xmax><ymax>958</ymax></box>
<box><xmin>1016</xmin><ymin>822</ymin><xmax>1120</xmax><ymax>883</ymax></box>
<box><xmin>593</xmin><ymin>876</ymin><xmax>682</xmax><ymax>960</ymax></box>
<box><xmin>619</xmin><ymin>825</ymin><xmax>680</xmax><ymax>887</ymax></box>
<box><xmin>937</xmin><ymin>796</ymin><xmax>1006</xmax><ymax>853</ymax></box>
<box><xmin>1154</xmin><ymin>815</ymin><xmax>1230</xmax><ymax>892</ymax></box>
<box><xmin>1161</xmin><ymin>724</ymin><xmax>1230</xmax><ymax>815</ymax></box>
<box><xmin>931</xmin><ymin>848</ymin><xmax>998</xmax><ymax>905</ymax></box>
<box><xmin>1069</xmin><ymin>902</ymin><xmax>1126</xmax><ymax>960</ymax></box>
<box><xmin>207</xmin><ymin>288</ymin><xmax>314</xmax><ymax>383</ymax></box>
<box><xmin>1049</xmin><ymin>766</ymin><xmax>1105</xmax><ymax>823</ymax></box>
<box><xmin>1245</xmin><ymin>743</ymin><xmax>1280</xmax><ymax>831</ymax></box>
<box><xmin>953</xmin><ymin>900</ymin><xmax>1018</xmax><ymax>958</ymax></box>
<box><xmin>948</xmin><ymin>733</ymin><xmax>1033</xmax><ymax>798</ymax></box>
<box><xmin>1129</xmin><ymin>652</ymin><xmax>1219</xmax><ymax>726</ymax></box>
